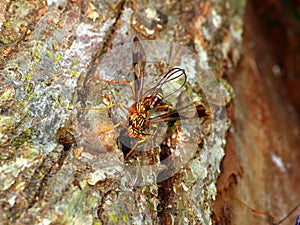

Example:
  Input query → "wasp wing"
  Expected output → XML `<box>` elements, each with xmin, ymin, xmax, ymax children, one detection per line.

<box><xmin>132</xmin><ymin>37</ymin><xmax>146</xmax><ymax>101</ymax></box>
<box><xmin>143</xmin><ymin>68</ymin><xmax>187</xmax><ymax>101</ymax></box>
<box><xmin>149</xmin><ymin>102</ymin><xmax>211</xmax><ymax>124</ymax></box>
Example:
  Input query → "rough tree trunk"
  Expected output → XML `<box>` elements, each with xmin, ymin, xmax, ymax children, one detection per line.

<box><xmin>0</xmin><ymin>0</ymin><xmax>244</xmax><ymax>225</ymax></box>
<box><xmin>215</xmin><ymin>0</ymin><xmax>300</xmax><ymax>225</ymax></box>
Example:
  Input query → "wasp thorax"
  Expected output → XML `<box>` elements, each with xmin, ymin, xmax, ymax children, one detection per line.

<box><xmin>127</xmin><ymin>101</ymin><xmax>148</xmax><ymax>138</ymax></box>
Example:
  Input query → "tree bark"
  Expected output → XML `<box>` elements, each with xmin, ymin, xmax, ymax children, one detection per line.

<box><xmin>0</xmin><ymin>0</ymin><xmax>244</xmax><ymax>224</ymax></box>
<box><xmin>214</xmin><ymin>0</ymin><xmax>300</xmax><ymax>224</ymax></box>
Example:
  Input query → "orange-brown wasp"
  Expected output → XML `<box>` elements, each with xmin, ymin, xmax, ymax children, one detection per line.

<box><xmin>127</xmin><ymin>38</ymin><xmax>187</xmax><ymax>140</ymax></box>
<box><xmin>78</xmin><ymin>37</ymin><xmax>211</xmax><ymax>165</ymax></box>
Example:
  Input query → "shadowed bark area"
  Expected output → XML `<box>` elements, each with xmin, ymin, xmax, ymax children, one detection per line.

<box><xmin>0</xmin><ymin>0</ymin><xmax>242</xmax><ymax>224</ymax></box>
<box><xmin>214</xmin><ymin>0</ymin><xmax>300</xmax><ymax>224</ymax></box>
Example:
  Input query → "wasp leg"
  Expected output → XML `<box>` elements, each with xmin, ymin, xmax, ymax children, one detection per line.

<box><xmin>153</xmin><ymin>104</ymin><xmax>172</xmax><ymax>111</ymax></box>
<box><xmin>150</xmin><ymin>123</ymin><xmax>159</xmax><ymax>165</ymax></box>
<box><xmin>124</xmin><ymin>137</ymin><xmax>147</xmax><ymax>160</ymax></box>
<box><xmin>94</xmin><ymin>76</ymin><xmax>138</xmax><ymax>102</ymax></box>
<box><xmin>79</xmin><ymin>101</ymin><xmax>128</xmax><ymax>111</ymax></box>
<box><xmin>79</xmin><ymin>102</ymin><xmax>128</xmax><ymax>139</ymax></box>
<box><xmin>91</xmin><ymin>76</ymin><xmax>131</xmax><ymax>85</ymax></box>
<box><xmin>124</xmin><ymin>123</ymin><xmax>160</xmax><ymax>164</ymax></box>
<box><xmin>101</xmin><ymin>79</ymin><xmax>131</xmax><ymax>85</ymax></box>
<box><xmin>82</xmin><ymin>121</ymin><xmax>125</xmax><ymax>138</ymax></box>
<box><xmin>128</xmin><ymin>81</ymin><xmax>138</xmax><ymax>102</ymax></box>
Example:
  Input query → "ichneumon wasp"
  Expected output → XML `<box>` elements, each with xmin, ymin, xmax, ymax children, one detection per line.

<box><xmin>78</xmin><ymin>37</ymin><xmax>211</xmax><ymax>165</ymax></box>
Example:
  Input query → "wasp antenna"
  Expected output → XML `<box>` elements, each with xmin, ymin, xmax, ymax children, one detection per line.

<box><xmin>277</xmin><ymin>202</ymin><xmax>300</xmax><ymax>224</ymax></box>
